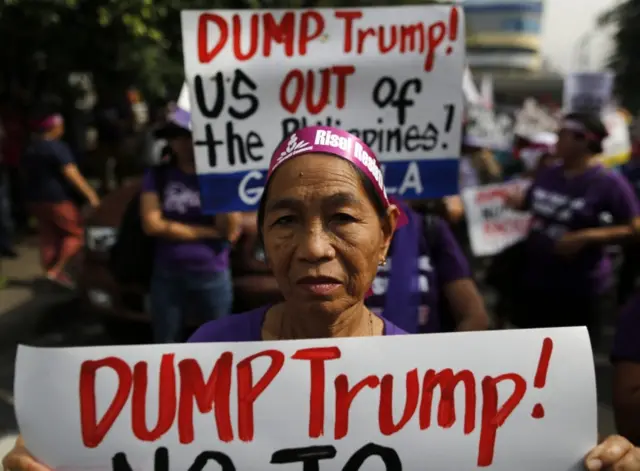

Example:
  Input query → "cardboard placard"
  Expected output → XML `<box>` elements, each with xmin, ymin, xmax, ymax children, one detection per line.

<box><xmin>563</xmin><ymin>72</ymin><xmax>614</xmax><ymax>115</ymax></box>
<box><xmin>181</xmin><ymin>7</ymin><xmax>465</xmax><ymax>212</ymax></box>
<box><xmin>462</xmin><ymin>180</ymin><xmax>532</xmax><ymax>256</ymax></box>
<box><xmin>14</xmin><ymin>329</ymin><xmax>596</xmax><ymax>470</ymax></box>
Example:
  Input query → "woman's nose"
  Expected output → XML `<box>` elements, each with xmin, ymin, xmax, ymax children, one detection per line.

<box><xmin>296</xmin><ymin>222</ymin><xmax>335</xmax><ymax>262</ymax></box>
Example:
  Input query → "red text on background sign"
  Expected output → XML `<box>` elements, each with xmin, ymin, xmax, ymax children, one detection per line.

<box><xmin>484</xmin><ymin>219</ymin><xmax>531</xmax><ymax>234</ymax></box>
<box><xmin>279</xmin><ymin>66</ymin><xmax>355</xmax><ymax>115</ymax></box>
<box><xmin>475</xmin><ymin>187</ymin><xmax>517</xmax><ymax>205</ymax></box>
<box><xmin>197</xmin><ymin>8</ymin><xmax>459</xmax><ymax>72</ymax></box>
<box><xmin>78</xmin><ymin>338</ymin><xmax>553</xmax><ymax>467</ymax></box>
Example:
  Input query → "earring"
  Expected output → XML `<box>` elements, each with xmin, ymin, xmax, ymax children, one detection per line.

<box><xmin>378</xmin><ymin>258</ymin><xmax>387</xmax><ymax>267</ymax></box>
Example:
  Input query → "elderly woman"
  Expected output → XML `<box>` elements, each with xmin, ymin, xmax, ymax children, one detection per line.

<box><xmin>2</xmin><ymin>126</ymin><xmax>639</xmax><ymax>470</ymax></box>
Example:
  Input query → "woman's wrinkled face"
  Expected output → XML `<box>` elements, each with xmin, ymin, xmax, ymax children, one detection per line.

<box><xmin>262</xmin><ymin>154</ymin><xmax>398</xmax><ymax>318</ymax></box>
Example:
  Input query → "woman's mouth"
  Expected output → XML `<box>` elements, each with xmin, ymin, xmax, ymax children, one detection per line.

<box><xmin>296</xmin><ymin>276</ymin><xmax>342</xmax><ymax>295</ymax></box>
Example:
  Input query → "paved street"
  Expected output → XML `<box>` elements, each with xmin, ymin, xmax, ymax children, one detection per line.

<box><xmin>0</xmin><ymin>242</ymin><xmax>623</xmax><ymax>466</ymax></box>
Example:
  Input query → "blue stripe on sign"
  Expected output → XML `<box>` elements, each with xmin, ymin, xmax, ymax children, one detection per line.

<box><xmin>197</xmin><ymin>158</ymin><xmax>459</xmax><ymax>214</ymax></box>
<box><xmin>464</xmin><ymin>3</ymin><xmax>543</xmax><ymax>14</ymax></box>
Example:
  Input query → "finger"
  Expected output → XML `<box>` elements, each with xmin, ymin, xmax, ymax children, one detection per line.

<box><xmin>3</xmin><ymin>447</ymin><xmax>50</xmax><ymax>471</ymax></box>
<box><xmin>611</xmin><ymin>447</ymin><xmax>640</xmax><ymax>471</ymax></box>
<box><xmin>586</xmin><ymin>435</ymin><xmax>635</xmax><ymax>467</ymax></box>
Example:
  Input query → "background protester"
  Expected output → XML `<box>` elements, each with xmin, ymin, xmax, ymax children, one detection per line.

<box><xmin>611</xmin><ymin>290</ymin><xmax>640</xmax><ymax>445</ymax></box>
<box><xmin>366</xmin><ymin>198</ymin><xmax>489</xmax><ymax>333</ymax></box>
<box><xmin>21</xmin><ymin>112</ymin><xmax>99</xmax><ymax>288</ymax></box>
<box><xmin>140</xmin><ymin>108</ymin><xmax>241</xmax><ymax>344</ymax></box>
<box><xmin>506</xmin><ymin>112</ymin><xmax>639</xmax><ymax>347</ymax></box>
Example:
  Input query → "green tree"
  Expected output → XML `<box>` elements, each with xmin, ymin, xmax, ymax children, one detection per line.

<box><xmin>598</xmin><ymin>0</ymin><xmax>640</xmax><ymax>112</ymax></box>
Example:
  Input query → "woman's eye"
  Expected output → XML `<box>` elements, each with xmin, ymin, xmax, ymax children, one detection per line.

<box><xmin>272</xmin><ymin>215</ymin><xmax>296</xmax><ymax>226</ymax></box>
<box><xmin>333</xmin><ymin>212</ymin><xmax>357</xmax><ymax>223</ymax></box>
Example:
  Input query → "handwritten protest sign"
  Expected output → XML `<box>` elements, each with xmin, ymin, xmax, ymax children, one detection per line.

<box><xmin>563</xmin><ymin>72</ymin><xmax>614</xmax><ymax>115</ymax></box>
<box><xmin>181</xmin><ymin>7</ymin><xmax>465</xmax><ymax>212</ymax></box>
<box><xmin>15</xmin><ymin>328</ymin><xmax>596</xmax><ymax>470</ymax></box>
<box><xmin>513</xmin><ymin>99</ymin><xmax>559</xmax><ymax>141</ymax></box>
<box><xmin>462</xmin><ymin>180</ymin><xmax>532</xmax><ymax>256</ymax></box>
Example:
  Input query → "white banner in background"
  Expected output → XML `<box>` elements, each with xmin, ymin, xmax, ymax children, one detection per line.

<box><xmin>600</xmin><ymin>108</ymin><xmax>631</xmax><ymax>167</ymax></box>
<box><xmin>563</xmin><ymin>71</ymin><xmax>614</xmax><ymax>115</ymax></box>
<box><xmin>463</xmin><ymin>66</ymin><xmax>482</xmax><ymax>105</ymax></box>
<box><xmin>181</xmin><ymin>7</ymin><xmax>465</xmax><ymax>212</ymax></box>
<box><xmin>462</xmin><ymin>179</ymin><xmax>532</xmax><ymax>256</ymax></box>
<box><xmin>513</xmin><ymin>99</ymin><xmax>559</xmax><ymax>140</ymax></box>
<box><xmin>465</xmin><ymin>105</ymin><xmax>513</xmax><ymax>151</ymax></box>
<box><xmin>15</xmin><ymin>329</ymin><xmax>596</xmax><ymax>470</ymax></box>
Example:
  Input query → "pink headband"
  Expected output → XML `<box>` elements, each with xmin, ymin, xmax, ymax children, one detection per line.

<box><xmin>561</xmin><ymin>119</ymin><xmax>603</xmax><ymax>142</ymax></box>
<box><xmin>33</xmin><ymin>114</ymin><xmax>63</xmax><ymax>131</ymax></box>
<box><xmin>268</xmin><ymin>126</ymin><xmax>389</xmax><ymax>207</ymax></box>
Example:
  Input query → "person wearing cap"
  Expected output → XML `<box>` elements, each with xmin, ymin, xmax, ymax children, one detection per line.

<box><xmin>21</xmin><ymin>111</ymin><xmax>100</xmax><ymax>288</ymax></box>
<box><xmin>506</xmin><ymin>112</ymin><xmax>640</xmax><ymax>346</ymax></box>
<box><xmin>4</xmin><ymin>125</ymin><xmax>640</xmax><ymax>471</ymax></box>
<box><xmin>139</xmin><ymin>107</ymin><xmax>241</xmax><ymax>343</ymax></box>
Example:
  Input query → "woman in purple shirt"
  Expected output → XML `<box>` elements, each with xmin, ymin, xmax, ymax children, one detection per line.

<box><xmin>508</xmin><ymin>112</ymin><xmax>640</xmax><ymax>347</ymax></box>
<box><xmin>139</xmin><ymin>107</ymin><xmax>241</xmax><ymax>343</ymax></box>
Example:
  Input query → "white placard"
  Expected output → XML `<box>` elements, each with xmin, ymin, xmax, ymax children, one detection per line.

<box><xmin>181</xmin><ymin>7</ymin><xmax>465</xmax><ymax>213</ymax></box>
<box><xmin>563</xmin><ymin>72</ymin><xmax>614</xmax><ymax>115</ymax></box>
<box><xmin>465</xmin><ymin>105</ymin><xmax>513</xmax><ymax>151</ymax></box>
<box><xmin>15</xmin><ymin>329</ymin><xmax>596</xmax><ymax>470</ymax></box>
<box><xmin>462</xmin><ymin>180</ymin><xmax>532</xmax><ymax>256</ymax></box>
<box><xmin>513</xmin><ymin>99</ymin><xmax>559</xmax><ymax>140</ymax></box>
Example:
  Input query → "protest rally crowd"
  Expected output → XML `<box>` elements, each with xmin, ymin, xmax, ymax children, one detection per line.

<box><xmin>2</xmin><ymin>3</ymin><xmax>640</xmax><ymax>470</ymax></box>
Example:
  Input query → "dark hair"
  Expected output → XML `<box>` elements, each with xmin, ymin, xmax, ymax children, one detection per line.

<box><xmin>563</xmin><ymin>112</ymin><xmax>608</xmax><ymax>154</ymax></box>
<box><xmin>256</xmin><ymin>161</ymin><xmax>388</xmax><ymax>245</ymax></box>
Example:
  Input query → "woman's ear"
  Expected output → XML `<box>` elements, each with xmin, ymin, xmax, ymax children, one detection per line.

<box><xmin>380</xmin><ymin>204</ymin><xmax>400</xmax><ymax>258</ymax></box>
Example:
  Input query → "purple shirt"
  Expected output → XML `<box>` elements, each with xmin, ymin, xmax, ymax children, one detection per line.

<box><xmin>523</xmin><ymin>164</ymin><xmax>640</xmax><ymax>295</ymax></box>
<box><xmin>188</xmin><ymin>305</ymin><xmax>407</xmax><ymax>342</ymax></box>
<box><xmin>366</xmin><ymin>217</ymin><xmax>471</xmax><ymax>332</ymax></box>
<box><xmin>612</xmin><ymin>292</ymin><xmax>640</xmax><ymax>363</ymax></box>
<box><xmin>141</xmin><ymin>167</ymin><xmax>229</xmax><ymax>273</ymax></box>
